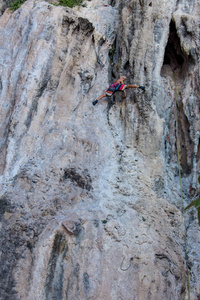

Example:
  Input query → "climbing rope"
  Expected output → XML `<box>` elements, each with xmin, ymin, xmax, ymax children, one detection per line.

<box><xmin>173</xmin><ymin>73</ymin><xmax>191</xmax><ymax>300</ymax></box>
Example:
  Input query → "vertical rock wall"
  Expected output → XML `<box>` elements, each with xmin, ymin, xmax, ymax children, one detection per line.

<box><xmin>0</xmin><ymin>0</ymin><xmax>199</xmax><ymax>299</ymax></box>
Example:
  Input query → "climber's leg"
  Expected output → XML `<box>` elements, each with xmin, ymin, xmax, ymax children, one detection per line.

<box><xmin>126</xmin><ymin>84</ymin><xmax>139</xmax><ymax>88</ymax></box>
<box><xmin>97</xmin><ymin>93</ymin><xmax>107</xmax><ymax>101</ymax></box>
<box><xmin>92</xmin><ymin>93</ymin><xmax>107</xmax><ymax>105</ymax></box>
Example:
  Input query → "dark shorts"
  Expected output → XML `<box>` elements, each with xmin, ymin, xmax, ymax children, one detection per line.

<box><xmin>106</xmin><ymin>83</ymin><xmax>127</xmax><ymax>97</ymax></box>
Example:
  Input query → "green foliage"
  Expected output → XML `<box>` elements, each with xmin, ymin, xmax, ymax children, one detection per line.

<box><xmin>9</xmin><ymin>0</ymin><xmax>26</xmax><ymax>11</ymax></box>
<box><xmin>57</xmin><ymin>0</ymin><xmax>83</xmax><ymax>8</ymax></box>
<box><xmin>185</xmin><ymin>175</ymin><xmax>200</xmax><ymax>226</ymax></box>
<box><xmin>109</xmin><ymin>47</ymin><xmax>116</xmax><ymax>65</ymax></box>
<box><xmin>9</xmin><ymin>0</ymin><xmax>85</xmax><ymax>10</ymax></box>
<box><xmin>185</xmin><ymin>197</ymin><xmax>200</xmax><ymax>225</ymax></box>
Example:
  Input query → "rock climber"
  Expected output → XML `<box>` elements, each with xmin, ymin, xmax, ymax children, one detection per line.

<box><xmin>92</xmin><ymin>76</ymin><xmax>145</xmax><ymax>105</ymax></box>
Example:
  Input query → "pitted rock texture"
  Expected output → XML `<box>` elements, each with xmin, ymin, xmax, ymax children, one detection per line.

<box><xmin>0</xmin><ymin>0</ymin><xmax>200</xmax><ymax>299</ymax></box>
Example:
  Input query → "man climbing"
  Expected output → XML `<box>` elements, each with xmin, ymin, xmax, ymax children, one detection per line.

<box><xmin>92</xmin><ymin>76</ymin><xmax>145</xmax><ymax>105</ymax></box>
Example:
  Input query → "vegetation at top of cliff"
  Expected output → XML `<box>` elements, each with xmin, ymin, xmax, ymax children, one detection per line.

<box><xmin>9</xmin><ymin>0</ymin><xmax>26</xmax><ymax>11</ymax></box>
<box><xmin>9</xmin><ymin>0</ymin><xmax>86</xmax><ymax>11</ymax></box>
<box><xmin>57</xmin><ymin>0</ymin><xmax>85</xmax><ymax>8</ymax></box>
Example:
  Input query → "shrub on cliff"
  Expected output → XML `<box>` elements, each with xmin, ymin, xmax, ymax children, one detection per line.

<box><xmin>9</xmin><ymin>0</ymin><xmax>26</xmax><ymax>11</ymax></box>
<box><xmin>57</xmin><ymin>0</ymin><xmax>83</xmax><ymax>8</ymax></box>
<box><xmin>9</xmin><ymin>0</ymin><xmax>85</xmax><ymax>11</ymax></box>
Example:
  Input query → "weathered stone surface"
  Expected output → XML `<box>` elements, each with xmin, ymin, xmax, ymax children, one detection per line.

<box><xmin>0</xmin><ymin>0</ymin><xmax>199</xmax><ymax>299</ymax></box>
<box><xmin>0</xmin><ymin>0</ymin><xmax>12</xmax><ymax>15</ymax></box>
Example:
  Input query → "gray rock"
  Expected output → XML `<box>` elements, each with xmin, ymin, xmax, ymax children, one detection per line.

<box><xmin>0</xmin><ymin>0</ymin><xmax>200</xmax><ymax>299</ymax></box>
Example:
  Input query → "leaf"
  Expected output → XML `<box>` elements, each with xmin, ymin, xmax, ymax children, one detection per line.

<box><xmin>185</xmin><ymin>200</ymin><xmax>196</xmax><ymax>210</ymax></box>
<box><xmin>194</xmin><ymin>197</ymin><xmax>200</xmax><ymax>209</ymax></box>
<box><xmin>185</xmin><ymin>198</ymin><xmax>200</xmax><ymax>210</ymax></box>
<box><xmin>198</xmin><ymin>208</ymin><xmax>200</xmax><ymax>226</ymax></box>
<box><xmin>185</xmin><ymin>198</ymin><xmax>200</xmax><ymax>226</ymax></box>
<box><xmin>198</xmin><ymin>175</ymin><xmax>200</xmax><ymax>185</ymax></box>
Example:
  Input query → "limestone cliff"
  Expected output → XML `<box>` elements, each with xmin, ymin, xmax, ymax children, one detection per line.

<box><xmin>0</xmin><ymin>0</ymin><xmax>200</xmax><ymax>299</ymax></box>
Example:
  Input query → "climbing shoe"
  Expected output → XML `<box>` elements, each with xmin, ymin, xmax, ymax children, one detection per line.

<box><xmin>139</xmin><ymin>86</ymin><xmax>145</xmax><ymax>91</ymax></box>
<box><xmin>92</xmin><ymin>100</ymin><xmax>98</xmax><ymax>105</ymax></box>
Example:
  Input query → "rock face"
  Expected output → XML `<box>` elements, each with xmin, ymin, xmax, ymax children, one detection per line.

<box><xmin>0</xmin><ymin>0</ymin><xmax>200</xmax><ymax>299</ymax></box>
